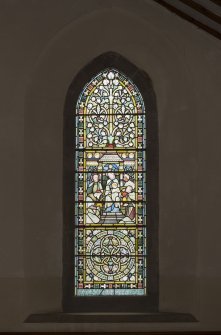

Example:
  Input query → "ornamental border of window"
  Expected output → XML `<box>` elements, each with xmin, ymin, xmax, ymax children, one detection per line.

<box><xmin>62</xmin><ymin>52</ymin><xmax>159</xmax><ymax>313</ymax></box>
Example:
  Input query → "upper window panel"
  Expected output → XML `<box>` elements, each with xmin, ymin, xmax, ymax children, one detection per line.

<box><xmin>76</xmin><ymin>69</ymin><xmax>146</xmax><ymax>150</ymax></box>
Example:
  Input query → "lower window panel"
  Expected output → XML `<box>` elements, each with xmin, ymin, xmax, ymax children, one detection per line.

<box><xmin>75</xmin><ymin>255</ymin><xmax>146</xmax><ymax>296</ymax></box>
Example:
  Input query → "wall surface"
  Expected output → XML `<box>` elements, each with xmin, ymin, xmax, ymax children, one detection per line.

<box><xmin>0</xmin><ymin>0</ymin><xmax>221</xmax><ymax>332</ymax></box>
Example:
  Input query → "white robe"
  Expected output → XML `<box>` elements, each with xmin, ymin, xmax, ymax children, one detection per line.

<box><xmin>105</xmin><ymin>178</ymin><xmax>120</xmax><ymax>209</ymax></box>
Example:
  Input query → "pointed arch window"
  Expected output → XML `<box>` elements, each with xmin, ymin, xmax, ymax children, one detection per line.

<box><xmin>63</xmin><ymin>53</ymin><xmax>158</xmax><ymax>313</ymax></box>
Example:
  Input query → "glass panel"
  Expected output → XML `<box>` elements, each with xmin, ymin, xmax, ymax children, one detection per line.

<box><xmin>75</xmin><ymin>201</ymin><xmax>146</xmax><ymax>226</ymax></box>
<box><xmin>75</xmin><ymin>150</ymin><xmax>146</xmax><ymax>172</ymax></box>
<box><xmin>74</xmin><ymin>68</ymin><xmax>147</xmax><ymax>296</ymax></box>
<box><xmin>75</xmin><ymin>226</ymin><xmax>146</xmax><ymax>255</ymax></box>
<box><xmin>75</xmin><ymin>171</ymin><xmax>146</xmax><ymax>201</ymax></box>
<box><xmin>76</xmin><ymin>114</ymin><xmax>146</xmax><ymax>150</ymax></box>
<box><xmin>75</xmin><ymin>256</ymin><xmax>146</xmax><ymax>296</ymax></box>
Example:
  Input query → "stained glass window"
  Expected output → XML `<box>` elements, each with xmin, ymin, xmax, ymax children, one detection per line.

<box><xmin>74</xmin><ymin>68</ymin><xmax>146</xmax><ymax>296</ymax></box>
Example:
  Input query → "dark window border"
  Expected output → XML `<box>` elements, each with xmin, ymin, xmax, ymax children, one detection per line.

<box><xmin>62</xmin><ymin>52</ymin><xmax>159</xmax><ymax>313</ymax></box>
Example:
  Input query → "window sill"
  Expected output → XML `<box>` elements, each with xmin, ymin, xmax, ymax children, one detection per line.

<box><xmin>25</xmin><ymin>312</ymin><xmax>197</xmax><ymax>323</ymax></box>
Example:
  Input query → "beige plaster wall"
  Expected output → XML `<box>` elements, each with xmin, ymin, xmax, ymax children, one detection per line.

<box><xmin>0</xmin><ymin>0</ymin><xmax>220</xmax><ymax>331</ymax></box>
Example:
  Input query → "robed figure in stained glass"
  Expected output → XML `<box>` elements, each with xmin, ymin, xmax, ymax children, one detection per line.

<box><xmin>87</xmin><ymin>174</ymin><xmax>103</xmax><ymax>202</ymax></box>
<box><xmin>104</xmin><ymin>172</ymin><xmax>121</xmax><ymax>213</ymax></box>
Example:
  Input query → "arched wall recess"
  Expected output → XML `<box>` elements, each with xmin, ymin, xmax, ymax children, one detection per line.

<box><xmin>63</xmin><ymin>52</ymin><xmax>159</xmax><ymax>313</ymax></box>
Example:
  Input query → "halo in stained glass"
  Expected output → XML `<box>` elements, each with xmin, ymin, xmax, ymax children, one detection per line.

<box><xmin>74</xmin><ymin>68</ymin><xmax>147</xmax><ymax>296</ymax></box>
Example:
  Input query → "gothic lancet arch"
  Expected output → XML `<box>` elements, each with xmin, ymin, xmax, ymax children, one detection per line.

<box><xmin>63</xmin><ymin>52</ymin><xmax>158</xmax><ymax>313</ymax></box>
